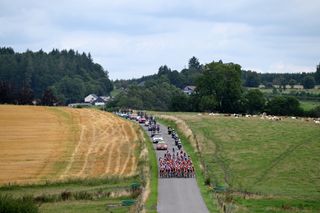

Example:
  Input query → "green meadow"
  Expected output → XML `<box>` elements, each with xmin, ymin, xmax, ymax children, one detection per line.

<box><xmin>161</xmin><ymin>113</ymin><xmax>320</xmax><ymax>212</ymax></box>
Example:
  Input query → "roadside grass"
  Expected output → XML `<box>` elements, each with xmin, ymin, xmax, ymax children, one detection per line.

<box><xmin>0</xmin><ymin>176</ymin><xmax>141</xmax><ymax>213</ymax></box>
<box><xmin>116</xmin><ymin>118</ymin><xmax>158</xmax><ymax>213</ymax></box>
<box><xmin>143</xmin><ymin>130</ymin><xmax>158</xmax><ymax>213</ymax></box>
<box><xmin>168</xmin><ymin>114</ymin><xmax>320</xmax><ymax>212</ymax></box>
<box><xmin>158</xmin><ymin>118</ymin><xmax>219</xmax><ymax>213</ymax></box>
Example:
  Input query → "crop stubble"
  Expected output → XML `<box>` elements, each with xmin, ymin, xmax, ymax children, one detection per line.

<box><xmin>0</xmin><ymin>105</ymin><xmax>138</xmax><ymax>185</ymax></box>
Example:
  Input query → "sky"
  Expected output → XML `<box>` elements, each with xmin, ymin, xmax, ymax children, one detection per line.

<box><xmin>0</xmin><ymin>0</ymin><xmax>319</xmax><ymax>80</ymax></box>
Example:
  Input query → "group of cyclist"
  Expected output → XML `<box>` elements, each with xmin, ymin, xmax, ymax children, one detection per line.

<box><xmin>157</xmin><ymin>126</ymin><xmax>195</xmax><ymax>178</ymax></box>
<box><xmin>159</xmin><ymin>149</ymin><xmax>195</xmax><ymax>178</ymax></box>
<box><xmin>124</xmin><ymin>111</ymin><xmax>195</xmax><ymax>178</ymax></box>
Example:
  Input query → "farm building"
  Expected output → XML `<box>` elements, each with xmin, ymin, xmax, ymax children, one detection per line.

<box><xmin>99</xmin><ymin>96</ymin><xmax>111</xmax><ymax>102</ymax></box>
<box><xmin>93</xmin><ymin>97</ymin><xmax>107</xmax><ymax>106</ymax></box>
<box><xmin>84</xmin><ymin>94</ymin><xmax>99</xmax><ymax>103</ymax></box>
<box><xmin>183</xmin><ymin>86</ymin><xmax>196</xmax><ymax>95</ymax></box>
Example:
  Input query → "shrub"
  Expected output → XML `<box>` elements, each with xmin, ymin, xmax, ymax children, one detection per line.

<box><xmin>0</xmin><ymin>194</ymin><xmax>38</xmax><ymax>213</ymax></box>
<box><xmin>60</xmin><ymin>191</ymin><xmax>72</xmax><ymax>201</ymax></box>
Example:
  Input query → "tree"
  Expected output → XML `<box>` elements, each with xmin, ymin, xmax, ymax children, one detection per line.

<box><xmin>302</xmin><ymin>76</ymin><xmax>315</xmax><ymax>89</ymax></box>
<box><xmin>198</xmin><ymin>95</ymin><xmax>217</xmax><ymax>112</ymax></box>
<box><xmin>0</xmin><ymin>81</ymin><xmax>16</xmax><ymax>104</ymax></box>
<box><xmin>273</xmin><ymin>76</ymin><xmax>286</xmax><ymax>90</ymax></box>
<box><xmin>244</xmin><ymin>89</ymin><xmax>265</xmax><ymax>114</ymax></box>
<box><xmin>0</xmin><ymin>47</ymin><xmax>113</xmax><ymax>105</ymax></box>
<box><xmin>244</xmin><ymin>71</ymin><xmax>260</xmax><ymax>87</ymax></box>
<box><xmin>288</xmin><ymin>79</ymin><xmax>296</xmax><ymax>89</ymax></box>
<box><xmin>266</xmin><ymin>96</ymin><xmax>303</xmax><ymax>116</ymax></box>
<box><xmin>157</xmin><ymin>65</ymin><xmax>171</xmax><ymax>76</ymax></box>
<box><xmin>188</xmin><ymin>56</ymin><xmax>201</xmax><ymax>71</ymax></box>
<box><xmin>41</xmin><ymin>88</ymin><xmax>58</xmax><ymax>106</ymax></box>
<box><xmin>170</xmin><ymin>92</ymin><xmax>190</xmax><ymax>111</ymax></box>
<box><xmin>18</xmin><ymin>85</ymin><xmax>34</xmax><ymax>105</ymax></box>
<box><xmin>196</xmin><ymin>62</ymin><xmax>243</xmax><ymax>113</ymax></box>
<box><xmin>315</xmin><ymin>63</ymin><xmax>320</xmax><ymax>84</ymax></box>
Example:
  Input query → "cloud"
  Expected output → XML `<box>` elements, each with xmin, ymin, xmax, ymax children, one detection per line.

<box><xmin>0</xmin><ymin>0</ymin><xmax>319</xmax><ymax>79</ymax></box>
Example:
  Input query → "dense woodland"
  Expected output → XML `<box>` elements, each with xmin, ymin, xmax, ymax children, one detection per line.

<box><xmin>0</xmin><ymin>47</ymin><xmax>319</xmax><ymax>117</ymax></box>
<box><xmin>0</xmin><ymin>47</ymin><xmax>113</xmax><ymax>105</ymax></box>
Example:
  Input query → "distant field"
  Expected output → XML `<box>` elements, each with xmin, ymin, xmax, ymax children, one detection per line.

<box><xmin>0</xmin><ymin>105</ymin><xmax>139</xmax><ymax>185</ymax></box>
<box><xmin>257</xmin><ymin>87</ymin><xmax>320</xmax><ymax>95</ymax></box>
<box><xmin>159</xmin><ymin>113</ymin><xmax>320</xmax><ymax>212</ymax></box>
<box><xmin>300</xmin><ymin>101</ymin><xmax>320</xmax><ymax>111</ymax></box>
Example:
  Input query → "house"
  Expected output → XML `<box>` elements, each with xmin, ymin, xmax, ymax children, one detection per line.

<box><xmin>84</xmin><ymin>94</ymin><xmax>98</xmax><ymax>103</ymax></box>
<box><xmin>292</xmin><ymin>85</ymin><xmax>304</xmax><ymax>89</ymax></box>
<box><xmin>99</xmin><ymin>96</ymin><xmax>110</xmax><ymax>102</ymax></box>
<box><xmin>92</xmin><ymin>97</ymin><xmax>106</xmax><ymax>106</ymax></box>
<box><xmin>183</xmin><ymin>86</ymin><xmax>196</xmax><ymax>95</ymax></box>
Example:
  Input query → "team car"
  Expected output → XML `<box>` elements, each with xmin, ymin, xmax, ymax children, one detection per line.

<box><xmin>152</xmin><ymin>135</ymin><xmax>164</xmax><ymax>143</ymax></box>
<box><xmin>156</xmin><ymin>141</ymin><xmax>168</xmax><ymax>150</ymax></box>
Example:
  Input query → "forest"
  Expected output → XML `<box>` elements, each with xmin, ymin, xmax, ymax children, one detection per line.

<box><xmin>0</xmin><ymin>47</ymin><xmax>113</xmax><ymax>105</ymax></box>
<box><xmin>0</xmin><ymin>47</ymin><xmax>319</xmax><ymax>117</ymax></box>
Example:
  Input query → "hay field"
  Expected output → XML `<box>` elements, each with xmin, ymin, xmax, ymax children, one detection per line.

<box><xmin>0</xmin><ymin>105</ymin><xmax>139</xmax><ymax>185</ymax></box>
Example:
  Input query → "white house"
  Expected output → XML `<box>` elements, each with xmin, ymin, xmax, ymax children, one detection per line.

<box><xmin>93</xmin><ymin>97</ymin><xmax>106</xmax><ymax>106</ymax></box>
<box><xmin>183</xmin><ymin>86</ymin><xmax>196</xmax><ymax>95</ymax></box>
<box><xmin>84</xmin><ymin>94</ymin><xmax>98</xmax><ymax>103</ymax></box>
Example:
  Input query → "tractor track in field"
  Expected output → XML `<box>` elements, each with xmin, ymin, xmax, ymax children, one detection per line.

<box><xmin>253</xmin><ymin>140</ymin><xmax>307</xmax><ymax>185</ymax></box>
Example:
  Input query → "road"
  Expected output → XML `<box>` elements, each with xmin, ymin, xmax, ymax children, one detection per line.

<box><xmin>141</xmin><ymin>122</ymin><xmax>209</xmax><ymax>213</ymax></box>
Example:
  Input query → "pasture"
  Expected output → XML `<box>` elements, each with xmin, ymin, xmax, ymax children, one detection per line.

<box><xmin>159</xmin><ymin>113</ymin><xmax>320</xmax><ymax>212</ymax></box>
<box><xmin>0</xmin><ymin>105</ymin><xmax>147</xmax><ymax>212</ymax></box>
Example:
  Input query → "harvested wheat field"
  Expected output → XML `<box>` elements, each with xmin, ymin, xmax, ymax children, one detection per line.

<box><xmin>0</xmin><ymin>105</ymin><xmax>140</xmax><ymax>185</ymax></box>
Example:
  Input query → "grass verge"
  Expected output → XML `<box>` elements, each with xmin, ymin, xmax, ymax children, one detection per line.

<box><xmin>158</xmin><ymin>118</ymin><xmax>218</xmax><ymax>213</ymax></box>
<box><xmin>142</xmin><ymin>129</ymin><xmax>158</xmax><ymax>213</ymax></box>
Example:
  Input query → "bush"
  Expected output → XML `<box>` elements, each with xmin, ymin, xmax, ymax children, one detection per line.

<box><xmin>60</xmin><ymin>191</ymin><xmax>72</xmax><ymax>201</ymax></box>
<box><xmin>73</xmin><ymin>191</ymin><xmax>93</xmax><ymax>200</ymax></box>
<box><xmin>307</xmin><ymin>106</ymin><xmax>320</xmax><ymax>118</ymax></box>
<box><xmin>266</xmin><ymin>96</ymin><xmax>303</xmax><ymax>116</ymax></box>
<box><xmin>0</xmin><ymin>194</ymin><xmax>38</xmax><ymax>213</ymax></box>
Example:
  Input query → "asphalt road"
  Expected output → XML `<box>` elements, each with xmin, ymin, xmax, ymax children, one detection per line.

<box><xmin>141</xmin><ymin>122</ymin><xmax>209</xmax><ymax>213</ymax></box>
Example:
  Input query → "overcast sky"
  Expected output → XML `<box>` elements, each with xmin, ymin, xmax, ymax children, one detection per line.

<box><xmin>0</xmin><ymin>0</ymin><xmax>319</xmax><ymax>79</ymax></box>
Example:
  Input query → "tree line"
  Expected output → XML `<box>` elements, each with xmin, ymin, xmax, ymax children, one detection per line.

<box><xmin>109</xmin><ymin>58</ymin><xmax>320</xmax><ymax>117</ymax></box>
<box><xmin>115</xmin><ymin>57</ymin><xmax>320</xmax><ymax>91</ymax></box>
<box><xmin>0</xmin><ymin>47</ymin><xmax>113</xmax><ymax>105</ymax></box>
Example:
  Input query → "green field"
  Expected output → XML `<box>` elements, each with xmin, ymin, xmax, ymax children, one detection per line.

<box><xmin>300</xmin><ymin>101</ymin><xmax>320</xmax><ymax>111</ymax></box>
<box><xmin>159</xmin><ymin>113</ymin><xmax>320</xmax><ymax>212</ymax></box>
<box><xmin>0</xmin><ymin>177</ymin><xmax>142</xmax><ymax>213</ymax></box>
<box><xmin>257</xmin><ymin>87</ymin><xmax>320</xmax><ymax>95</ymax></box>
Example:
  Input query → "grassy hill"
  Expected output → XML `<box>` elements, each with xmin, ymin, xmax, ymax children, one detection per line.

<box><xmin>159</xmin><ymin>113</ymin><xmax>320</xmax><ymax>212</ymax></box>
